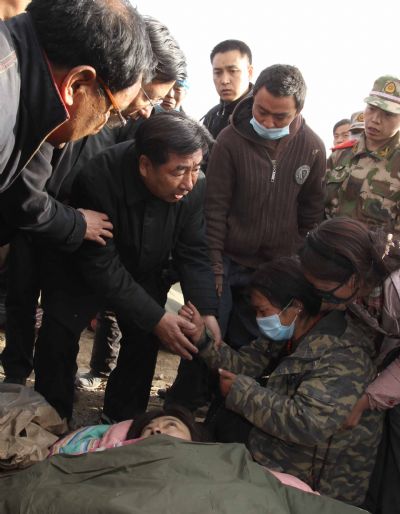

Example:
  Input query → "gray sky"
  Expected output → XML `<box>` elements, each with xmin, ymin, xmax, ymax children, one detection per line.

<box><xmin>133</xmin><ymin>0</ymin><xmax>399</xmax><ymax>149</ymax></box>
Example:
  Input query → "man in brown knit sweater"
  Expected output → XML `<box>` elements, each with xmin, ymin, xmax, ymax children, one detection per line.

<box><xmin>206</xmin><ymin>64</ymin><xmax>326</xmax><ymax>348</ymax></box>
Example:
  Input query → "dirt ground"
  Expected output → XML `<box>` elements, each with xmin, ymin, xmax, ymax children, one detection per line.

<box><xmin>0</xmin><ymin>285</ymin><xmax>184</xmax><ymax>429</ymax></box>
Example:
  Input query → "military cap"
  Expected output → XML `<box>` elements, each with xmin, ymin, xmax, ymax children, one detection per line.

<box><xmin>349</xmin><ymin>111</ymin><xmax>365</xmax><ymax>131</ymax></box>
<box><xmin>364</xmin><ymin>75</ymin><xmax>400</xmax><ymax>114</ymax></box>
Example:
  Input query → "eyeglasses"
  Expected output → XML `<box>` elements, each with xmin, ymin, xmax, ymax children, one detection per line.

<box><xmin>97</xmin><ymin>76</ymin><xmax>127</xmax><ymax>129</ymax></box>
<box><xmin>141</xmin><ymin>87</ymin><xmax>163</xmax><ymax>109</ymax></box>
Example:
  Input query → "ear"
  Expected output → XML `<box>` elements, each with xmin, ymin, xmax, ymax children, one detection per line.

<box><xmin>57</xmin><ymin>66</ymin><xmax>97</xmax><ymax>107</ymax></box>
<box><xmin>248</xmin><ymin>64</ymin><xmax>254</xmax><ymax>81</ymax></box>
<box><xmin>139</xmin><ymin>155</ymin><xmax>152</xmax><ymax>178</ymax></box>
<box><xmin>347</xmin><ymin>273</ymin><xmax>358</xmax><ymax>289</ymax></box>
<box><xmin>292</xmin><ymin>300</ymin><xmax>304</xmax><ymax>313</ymax></box>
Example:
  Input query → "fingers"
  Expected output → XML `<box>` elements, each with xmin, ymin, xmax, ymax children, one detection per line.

<box><xmin>176</xmin><ymin>315</ymin><xmax>196</xmax><ymax>331</ymax></box>
<box><xmin>179</xmin><ymin>304</ymin><xmax>194</xmax><ymax>320</ymax></box>
<box><xmin>100</xmin><ymin>220</ymin><xmax>114</xmax><ymax>231</ymax></box>
<box><xmin>175</xmin><ymin>332</ymin><xmax>198</xmax><ymax>355</ymax></box>
<box><xmin>100</xmin><ymin>229</ymin><xmax>113</xmax><ymax>239</ymax></box>
<box><xmin>92</xmin><ymin>236</ymin><xmax>107</xmax><ymax>246</ymax></box>
<box><xmin>218</xmin><ymin>368</ymin><xmax>234</xmax><ymax>379</ymax></box>
<box><xmin>164</xmin><ymin>332</ymin><xmax>198</xmax><ymax>360</ymax></box>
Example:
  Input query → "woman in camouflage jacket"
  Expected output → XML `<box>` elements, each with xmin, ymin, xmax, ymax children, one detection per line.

<box><xmin>300</xmin><ymin>217</ymin><xmax>400</xmax><ymax>513</ymax></box>
<box><xmin>180</xmin><ymin>257</ymin><xmax>383</xmax><ymax>506</ymax></box>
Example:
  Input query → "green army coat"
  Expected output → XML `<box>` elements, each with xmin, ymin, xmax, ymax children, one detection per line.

<box><xmin>199</xmin><ymin>309</ymin><xmax>383</xmax><ymax>505</ymax></box>
<box><xmin>325</xmin><ymin>131</ymin><xmax>400</xmax><ymax>234</ymax></box>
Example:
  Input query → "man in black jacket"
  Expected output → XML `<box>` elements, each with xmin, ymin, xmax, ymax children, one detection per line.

<box><xmin>0</xmin><ymin>0</ymin><xmax>153</xmax><ymax>243</ymax></box>
<box><xmin>34</xmin><ymin>113</ymin><xmax>219</xmax><ymax>422</ymax></box>
<box><xmin>202</xmin><ymin>39</ymin><xmax>253</xmax><ymax>139</ymax></box>
<box><xmin>0</xmin><ymin>0</ymin><xmax>154</xmax><ymax>384</ymax></box>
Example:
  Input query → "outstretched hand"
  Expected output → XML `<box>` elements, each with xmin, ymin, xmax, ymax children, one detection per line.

<box><xmin>154</xmin><ymin>312</ymin><xmax>199</xmax><ymax>360</ymax></box>
<box><xmin>178</xmin><ymin>301</ymin><xmax>205</xmax><ymax>344</ymax></box>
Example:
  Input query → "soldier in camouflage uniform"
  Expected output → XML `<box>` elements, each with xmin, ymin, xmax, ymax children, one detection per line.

<box><xmin>180</xmin><ymin>258</ymin><xmax>383</xmax><ymax>506</ymax></box>
<box><xmin>325</xmin><ymin>75</ymin><xmax>400</xmax><ymax>234</ymax></box>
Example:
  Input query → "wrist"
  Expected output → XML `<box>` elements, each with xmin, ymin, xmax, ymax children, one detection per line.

<box><xmin>197</xmin><ymin>327</ymin><xmax>212</xmax><ymax>351</ymax></box>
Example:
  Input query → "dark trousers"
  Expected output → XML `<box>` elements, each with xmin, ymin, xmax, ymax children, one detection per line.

<box><xmin>35</xmin><ymin>280</ymin><xmax>167</xmax><ymax>421</ymax></box>
<box><xmin>90</xmin><ymin>310</ymin><xmax>121</xmax><ymax>376</ymax></box>
<box><xmin>2</xmin><ymin>233</ymin><xmax>39</xmax><ymax>378</ymax></box>
<box><xmin>218</xmin><ymin>256</ymin><xmax>259</xmax><ymax>349</ymax></box>
<box><xmin>362</xmin><ymin>405</ymin><xmax>400</xmax><ymax>513</ymax></box>
<box><xmin>103</xmin><ymin>317</ymin><xmax>159</xmax><ymax>421</ymax></box>
<box><xmin>34</xmin><ymin>291</ymin><xmax>100</xmax><ymax>420</ymax></box>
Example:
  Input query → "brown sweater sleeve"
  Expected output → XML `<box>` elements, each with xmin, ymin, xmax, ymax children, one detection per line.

<box><xmin>297</xmin><ymin>140</ymin><xmax>326</xmax><ymax>235</ymax></box>
<box><xmin>205</xmin><ymin>136</ymin><xmax>236</xmax><ymax>276</ymax></box>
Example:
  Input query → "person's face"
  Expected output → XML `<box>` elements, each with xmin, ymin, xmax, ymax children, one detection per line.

<box><xmin>139</xmin><ymin>149</ymin><xmax>203</xmax><ymax>203</ymax></box>
<box><xmin>161</xmin><ymin>84</ymin><xmax>187</xmax><ymax>111</ymax></box>
<box><xmin>212</xmin><ymin>50</ymin><xmax>253</xmax><ymax>103</ymax></box>
<box><xmin>140</xmin><ymin>416</ymin><xmax>192</xmax><ymax>441</ymax></box>
<box><xmin>250</xmin><ymin>289</ymin><xmax>298</xmax><ymax>326</ymax></box>
<box><xmin>303</xmin><ymin>271</ymin><xmax>358</xmax><ymax>308</ymax></box>
<box><xmin>48</xmin><ymin>70</ymin><xmax>141</xmax><ymax>145</ymax></box>
<box><xmin>252</xmin><ymin>87</ymin><xmax>298</xmax><ymax>129</ymax></box>
<box><xmin>124</xmin><ymin>80</ymin><xmax>175</xmax><ymax>120</ymax></box>
<box><xmin>364</xmin><ymin>104</ymin><xmax>400</xmax><ymax>148</ymax></box>
<box><xmin>333</xmin><ymin>123</ymin><xmax>351</xmax><ymax>146</ymax></box>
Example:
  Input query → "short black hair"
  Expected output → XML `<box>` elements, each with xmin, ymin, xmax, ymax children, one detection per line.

<box><xmin>253</xmin><ymin>64</ymin><xmax>307</xmax><ymax>111</ymax></box>
<box><xmin>144</xmin><ymin>16</ymin><xmax>187</xmax><ymax>84</ymax></box>
<box><xmin>27</xmin><ymin>0</ymin><xmax>154</xmax><ymax>92</ymax></box>
<box><xmin>210</xmin><ymin>39</ymin><xmax>252</xmax><ymax>64</ymax></box>
<box><xmin>135</xmin><ymin>111</ymin><xmax>214</xmax><ymax>165</ymax></box>
<box><xmin>250</xmin><ymin>257</ymin><xmax>321</xmax><ymax>316</ymax></box>
<box><xmin>333</xmin><ymin>118</ymin><xmax>351</xmax><ymax>133</ymax></box>
<box><xmin>126</xmin><ymin>405</ymin><xmax>208</xmax><ymax>442</ymax></box>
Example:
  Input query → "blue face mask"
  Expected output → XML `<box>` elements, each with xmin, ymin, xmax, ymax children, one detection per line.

<box><xmin>153</xmin><ymin>104</ymin><xmax>168</xmax><ymax>114</ymax></box>
<box><xmin>154</xmin><ymin>104</ymin><xmax>180</xmax><ymax>114</ymax></box>
<box><xmin>250</xmin><ymin>116</ymin><xmax>290</xmax><ymax>140</ymax></box>
<box><xmin>256</xmin><ymin>301</ymin><xmax>297</xmax><ymax>341</ymax></box>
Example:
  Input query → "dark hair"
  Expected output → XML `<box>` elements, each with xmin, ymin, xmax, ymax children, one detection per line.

<box><xmin>126</xmin><ymin>405</ymin><xmax>207</xmax><ymax>442</ymax></box>
<box><xmin>299</xmin><ymin>218</ymin><xmax>400</xmax><ymax>288</ymax></box>
<box><xmin>144</xmin><ymin>16</ymin><xmax>187</xmax><ymax>84</ymax></box>
<box><xmin>250</xmin><ymin>257</ymin><xmax>321</xmax><ymax>316</ymax></box>
<box><xmin>333</xmin><ymin>119</ymin><xmax>351</xmax><ymax>133</ymax></box>
<box><xmin>135</xmin><ymin>111</ymin><xmax>214</xmax><ymax>165</ymax></box>
<box><xmin>253</xmin><ymin>64</ymin><xmax>307</xmax><ymax>111</ymax></box>
<box><xmin>27</xmin><ymin>0</ymin><xmax>154</xmax><ymax>92</ymax></box>
<box><xmin>210</xmin><ymin>39</ymin><xmax>252</xmax><ymax>64</ymax></box>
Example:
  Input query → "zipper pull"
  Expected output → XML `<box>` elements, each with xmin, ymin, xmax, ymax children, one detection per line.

<box><xmin>271</xmin><ymin>160</ymin><xmax>277</xmax><ymax>182</ymax></box>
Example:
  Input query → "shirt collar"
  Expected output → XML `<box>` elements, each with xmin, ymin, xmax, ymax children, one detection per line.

<box><xmin>353</xmin><ymin>131</ymin><xmax>400</xmax><ymax>161</ymax></box>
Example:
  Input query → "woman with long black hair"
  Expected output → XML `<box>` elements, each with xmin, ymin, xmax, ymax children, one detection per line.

<box><xmin>299</xmin><ymin>217</ymin><xmax>400</xmax><ymax>514</ymax></box>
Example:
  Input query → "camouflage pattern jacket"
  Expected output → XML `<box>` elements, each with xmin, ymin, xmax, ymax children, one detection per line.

<box><xmin>325</xmin><ymin>131</ymin><xmax>400</xmax><ymax>234</ymax></box>
<box><xmin>199</xmin><ymin>309</ymin><xmax>383</xmax><ymax>505</ymax></box>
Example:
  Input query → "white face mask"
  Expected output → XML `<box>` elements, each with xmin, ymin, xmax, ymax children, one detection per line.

<box><xmin>250</xmin><ymin>116</ymin><xmax>290</xmax><ymax>140</ymax></box>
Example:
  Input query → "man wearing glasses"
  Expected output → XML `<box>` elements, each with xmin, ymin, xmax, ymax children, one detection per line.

<box><xmin>0</xmin><ymin>0</ymin><xmax>154</xmax><ymax>384</ymax></box>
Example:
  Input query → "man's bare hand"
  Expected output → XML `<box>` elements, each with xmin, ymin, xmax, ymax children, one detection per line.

<box><xmin>79</xmin><ymin>208</ymin><xmax>113</xmax><ymax>246</ymax></box>
<box><xmin>215</xmin><ymin>275</ymin><xmax>223</xmax><ymax>298</ymax></box>
<box><xmin>154</xmin><ymin>312</ymin><xmax>199</xmax><ymax>360</ymax></box>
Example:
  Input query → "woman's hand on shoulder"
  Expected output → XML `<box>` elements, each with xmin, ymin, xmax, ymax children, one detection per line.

<box><xmin>342</xmin><ymin>393</ymin><xmax>370</xmax><ymax>428</ymax></box>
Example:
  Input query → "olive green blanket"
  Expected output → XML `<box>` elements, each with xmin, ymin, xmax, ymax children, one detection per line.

<box><xmin>0</xmin><ymin>435</ymin><xmax>368</xmax><ymax>513</ymax></box>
